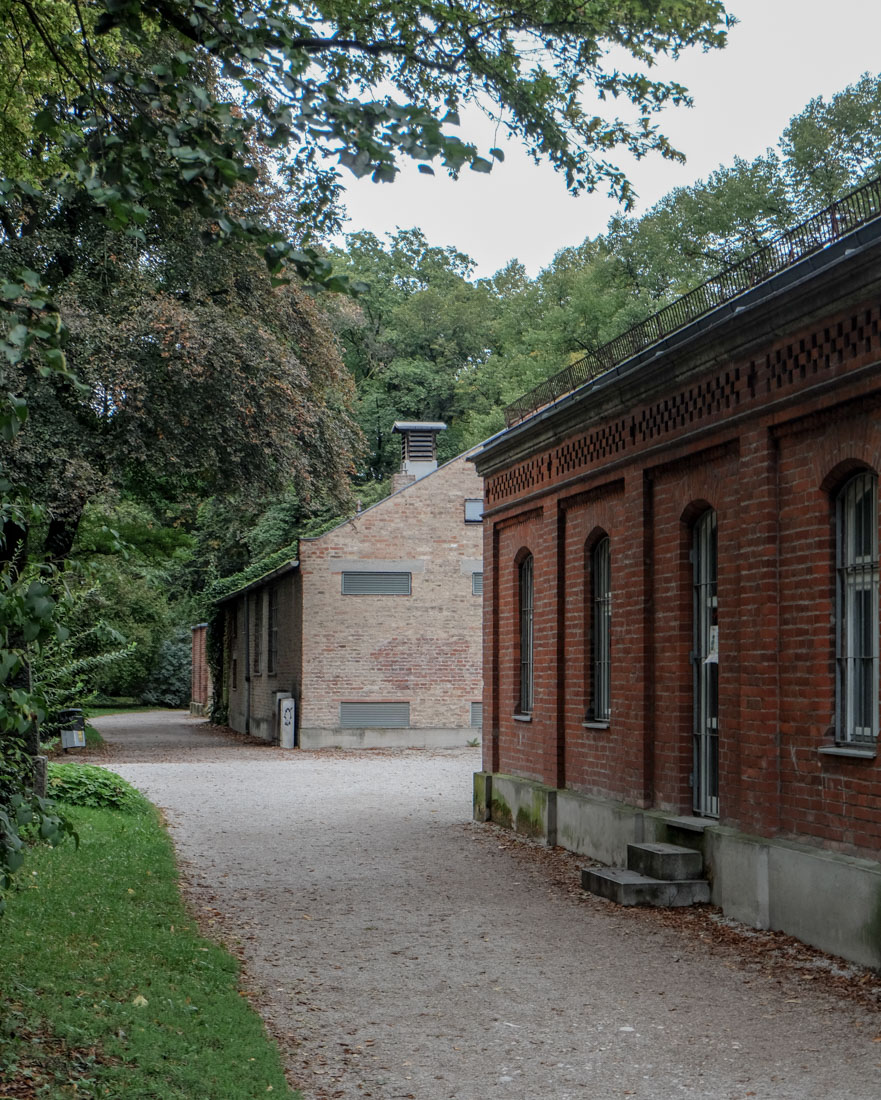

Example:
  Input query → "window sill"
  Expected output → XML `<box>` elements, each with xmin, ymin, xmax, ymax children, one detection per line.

<box><xmin>582</xmin><ymin>720</ymin><xmax>610</xmax><ymax>730</ymax></box>
<box><xmin>513</xmin><ymin>713</ymin><xmax>532</xmax><ymax>723</ymax></box>
<box><xmin>818</xmin><ymin>744</ymin><xmax>877</xmax><ymax>760</ymax></box>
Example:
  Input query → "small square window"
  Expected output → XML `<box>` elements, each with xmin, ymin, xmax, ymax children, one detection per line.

<box><xmin>464</xmin><ymin>499</ymin><xmax>484</xmax><ymax>523</ymax></box>
<box><xmin>472</xmin><ymin>572</ymin><xmax>484</xmax><ymax>595</ymax></box>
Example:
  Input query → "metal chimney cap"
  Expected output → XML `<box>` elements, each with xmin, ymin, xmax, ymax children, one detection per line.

<box><xmin>392</xmin><ymin>421</ymin><xmax>447</xmax><ymax>433</ymax></box>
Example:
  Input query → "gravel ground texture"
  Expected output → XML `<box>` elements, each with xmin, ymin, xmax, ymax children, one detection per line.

<box><xmin>86</xmin><ymin>711</ymin><xmax>881</xmax><ymax>1100</ymax></box>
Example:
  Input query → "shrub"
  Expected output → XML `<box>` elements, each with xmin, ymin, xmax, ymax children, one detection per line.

<box><xmin>140</xmin><ymin>634</ymin><xmax>190</xmax><ymax>708</ymax></box>
<box><xmin>47</xmin><ymin>763</ymin><xmax>145</xmax><ymax>813</ymax></box>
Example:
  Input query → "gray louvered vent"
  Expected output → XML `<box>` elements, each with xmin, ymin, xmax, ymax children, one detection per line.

<box><xmin>472</xmin><ymin>572</ymin><xmax>484</xmax><ymax>596</ymax></box>
<box><xmin>404</xmin><ymin>430</ymin><xmax>436</xmax><ymax>463</ymax></box>
<box><xmin>341</xmin><ymin>571</ymin><xmax>411</xmax><ymax>595</ymax></box>
<box><xmin>470</xmin><ymin>702</ymin><xmax>483</xmax><ymax>728</ymax></box>
<box><xmin>340</xmin><ymin>702</ymin><xmax>411</xmax><ymax>728</ymax></box>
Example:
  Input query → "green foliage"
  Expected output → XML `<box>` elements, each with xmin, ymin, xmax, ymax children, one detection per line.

<box><xmin>0</xmin><ymin>788</ymin><xmax>77</xmax><ymax>916</ymax></box>
<box><xmin>140</xmin><ymin>634</ymin><xmax>191</xmax><ymax>709</ymax></box>
<box><xmin>0</xmin><ymin>487</ymin><xmax>79</xmax><ymax>914</ymax></box>
<box><xmin>33</xmin><ymin>609</ymin><xmax>135</xmax><ymax>739</ymax></box>
<box><xmin>327</xmin><ymin>228</ymin><xmax>501</xmax><ymax>478</ymax></box>
<box><xmin>0</xmin><ymin>0</ymin><xmax>733</xmax><ymax>424</ymax></box>
<box><xmin>47</xmin><ymin>762</ymin><xmax>145</xmax><ymax>813</ymax></box>
<box><xmin>0</xmin><ymin>802</ymin><xmax>298</xmax><ymax>1097</ymax></box>
<box><xmin>781</xmin><ymin>72</ymin><xmax>881</xmax><ymax>212</ymax></box>
<box><xmin>3</xmin><ymin>196</ymin><xmax>363</xmax><ymax>566</ymax></box>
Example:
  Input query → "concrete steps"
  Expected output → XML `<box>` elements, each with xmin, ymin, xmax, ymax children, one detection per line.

<box><xmin>581</xmin><ymin>842</ymin><xmax>710</xmax><ymax>908</ymax></box>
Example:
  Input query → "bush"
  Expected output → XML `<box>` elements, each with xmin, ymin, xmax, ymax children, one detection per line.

<box><xmin>47</xmin><ymin>763</ymin><xmax>145</xmax><ymax>813</ymax></box>
<box><xmin>140</xmin><ymin>634</ymin><xmax>191</xmax><ymax>708</ymax></box>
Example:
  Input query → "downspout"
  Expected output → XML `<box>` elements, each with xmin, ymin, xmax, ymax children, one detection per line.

<box><xmin>244</xmin><ymin>595</ymin><xmax>251</xmax><ymax>735</ymax></box>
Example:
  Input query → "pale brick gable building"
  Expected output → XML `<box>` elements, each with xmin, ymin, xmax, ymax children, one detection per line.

<box><xmin>218</xmin><ymin>425</ymin><xmax>485</xmax><ymax>748</ymax></box>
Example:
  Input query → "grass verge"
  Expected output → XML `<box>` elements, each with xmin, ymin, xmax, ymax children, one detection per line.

<box><xmin>84</xmin><ymin>706</ymin><xmax>178</xmax><ymax>719</ymax></box>
<box><xmin>0</xmin><ymin>789</ymin><xmax>298</xmax><ymax>1099</ymax></box>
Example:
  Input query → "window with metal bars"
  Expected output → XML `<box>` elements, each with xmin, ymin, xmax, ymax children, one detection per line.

<box><xmin>692</xmin><ymin>509</ymin><xmax>719</xmax><ymax>817</ymax></box>
<box><xmin>589</xmin><ymin>537</ymin><xmax>611</xmax><ymax>721</ymax></box>
<box><xmin>252</xmin><ymin>593</ymin><xmax>263</xmax><ymax>675</ymax></box>
<box><xmin>472</xmin><ymin>572</ymin><xmax>483</xmax><ymax>596</ymax></box>
<box><xmin>518</xmin><ymin>554</ymin><xmax>534</xmax><ymax>714</ymax></box>
<box><xmin>836</xmin><ymin>472</ymin><xmax>879</xmax><ymax>744</ymax></box>
<box><xmin>267</xmin><ymin>588</ymin><xmax>279</xmax><ymax>675</ymax></box>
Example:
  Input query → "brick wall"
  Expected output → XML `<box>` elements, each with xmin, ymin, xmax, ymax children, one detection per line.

<box><xmin>190</xmin><ymin>623</ymin><xmax>212</xmax><ymax>713</ymax></box>
<box><xmin>298</xmin><ymin>452</ymin><xmax>484</xmax><ymax>733</ymax></box>
<box><xmin>478</xmin><ymin>265</ymin><xmax>881</xmax><ymax>860</ymax></box>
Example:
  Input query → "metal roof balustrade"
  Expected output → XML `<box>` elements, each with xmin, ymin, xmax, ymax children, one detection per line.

<box><xmin>504</xmin><ymin>175</ymin><xmax>881</xmax><ymax>428</ymax></box>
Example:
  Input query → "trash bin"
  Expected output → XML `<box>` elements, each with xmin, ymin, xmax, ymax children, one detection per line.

<box><xmin>59</xmin><ymin>708</ymin><xmax>86</xmax><ymax>750</ymax></box>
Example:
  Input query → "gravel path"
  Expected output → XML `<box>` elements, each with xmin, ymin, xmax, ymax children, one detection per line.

<box><xmin>88</xmin><ymin>711</ymin><xmax>881</xmax><ymax>1100</ymax></box>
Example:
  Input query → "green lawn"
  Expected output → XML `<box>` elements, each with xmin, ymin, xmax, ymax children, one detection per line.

<box><xmin>84</xmin><ymin>705</ymin><xmax>182</xmax><ymax>719</ymax></box>
<box><xmin>0</xmin><ymin>788</ymin><xmax>298</xmax><ymax>1099</ymax></box>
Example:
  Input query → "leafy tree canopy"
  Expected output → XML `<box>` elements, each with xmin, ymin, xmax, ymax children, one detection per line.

<box><xmin>2</xmin><ymin>0</ymin><xmax>733</xmax><ymax>242</ymax></box>
<box><xmin>2</xmin><ymin>178</ymin><xmax>362</xmax><ymax>562</ymax></box>
<box><xmin>327</xmin><ymin>71</ymin><xmax>881</xmax><ymax>466</ymax></box>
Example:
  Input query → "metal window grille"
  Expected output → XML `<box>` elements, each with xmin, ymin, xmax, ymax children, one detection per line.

<box><xmin>339</xmin><ymin>701</ymin><xmax>411</xmax><ymax>728</ymax></box>
<box><xmin>267</xmin><ymin>588</ymin><xmax>279</xmax><ymax>675</ymax></box>
<box><xmin>341</xmin><ymin>571</ymin><xmax>411</xmax><ymax>595</ymax></box>
<box><xmin>465</xmin><ymin>498</ymin><xmax>484</xmax><ymax>523</ymax></box>
<box><xmin>252</xmin><ymin>593</ymin><xmax>263</xmax><ymax>674</ymax></box>
<box><xmin>591</xmin><ymin>537</ymin><xmax>611</xmax><ymax>721</ymax></box>
<box><xmin>837</xmin><ymin>473</ymin><xmax>879</xmax><ymax>744</ymax></box>
<box><xmin>519</xmin><ymin>555</ymin><xmax>534</xmax><ymax>714</ymax></box>
<box><xmin>692</xmin><ymin>510</ymin><xmax>719</xmax><ymax>817</ymax></box>
<box><xmin>470</xmin><ymin>701</ymin><xmax>483</xmax><ymax>727</ymax></box>
<box><xmin>472</xmin><ymin>571</ymin><xmax>484</xmax><ymax>596</ymax></box>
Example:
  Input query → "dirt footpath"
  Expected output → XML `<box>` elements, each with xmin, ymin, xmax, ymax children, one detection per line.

<box><xmin>89</xmin><ymin>712</ymin><xmax>881</xmax><ymax>1100</ymax></box>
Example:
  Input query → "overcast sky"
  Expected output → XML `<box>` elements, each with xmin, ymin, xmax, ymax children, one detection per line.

<box><xmin>332</xmin><ymin>0</ymin><xmax>881</xmax><ymax>278</ymax></box>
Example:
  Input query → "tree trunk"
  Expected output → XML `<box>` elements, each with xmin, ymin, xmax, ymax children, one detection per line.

<box><xmin>45</xmin><ymin>511</ymin><xmax>82</xmax><ymax>565</ymax></box>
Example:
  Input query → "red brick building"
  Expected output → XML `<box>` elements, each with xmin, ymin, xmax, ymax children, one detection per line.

<box><xmin>472</xmin><ymin>179</ymin><xmax>881</xmax><ymax>968</ymax></box>
<box><xmin>189</xmin><ymin>623</ymin><xmax>212</xmax><ymax>715</ymax></box>
<box><xmin>218</xmin><ymin>424</ymin><xmax>485</xmax><ymax>747</ymax></box>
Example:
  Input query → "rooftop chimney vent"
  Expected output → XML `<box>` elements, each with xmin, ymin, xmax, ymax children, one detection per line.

<box><xmin>392</xmin><ymin>421</ymin><xmax>446</xmax><ymax>481</ymax></box>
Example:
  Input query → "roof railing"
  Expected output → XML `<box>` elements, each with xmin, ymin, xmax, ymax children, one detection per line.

<box><xmin>503</xmin><ymin>174</ymin><xmax>881</xmax><ymax>428</ymax></box>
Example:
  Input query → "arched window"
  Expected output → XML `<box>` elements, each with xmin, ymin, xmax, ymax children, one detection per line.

<box><xmin>589</xmin><ymin>537</ymin><xmax>611</xmax><ymax>722</ymax></box>
<box><xmin>693</xmin><ymin>509</ymin><xmax>718</xmax><ymax>817</ymax></box>
<box><xmin>836</xmin><ymin>472</ymin><xmax>879</xmax><ymax>744</ymax></box>
<box><xmin>518</xmin><ymin>554</ymin><xmax>534</xmax><ymax>714</ymax></box>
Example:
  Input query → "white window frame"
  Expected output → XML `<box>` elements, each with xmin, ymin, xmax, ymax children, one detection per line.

<box><xmin>836</xmin><ymin>471</ymin><xmax>879</xmax><ymax>745</ymax></box>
